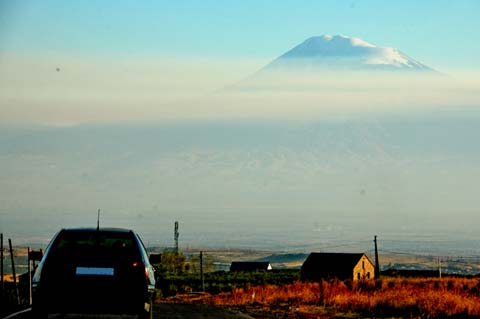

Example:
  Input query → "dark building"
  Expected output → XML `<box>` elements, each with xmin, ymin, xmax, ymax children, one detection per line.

<box><xmin>301</xmin><ymin>252</ymin><xmax>375</xmax><ymax>281</ymax></box>
<box><xmin>230</xmin><ymin>261</ymin><xmax>273</xmax><ymax>272</ymax></box>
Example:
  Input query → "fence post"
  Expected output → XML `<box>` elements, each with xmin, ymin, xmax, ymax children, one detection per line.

<box><xmin>28</xmin><ymin>247</ymin><xmax>32</xmax><ymax>305</ymax></box>
<box><xmin>9</xmin><ymin>238</ymin><xmax>20</xmax><ymax>305</ymax></box>
<box><xmin>318</xmin><ymin>278</ymin><xmax>324</xmax><ymax>305</ymax></box>
<box><xmin>1</xmin><ymin>233</ymin><xmax>3</xmax><ymax>308</ymax></box>
<box><xmin>200</xmin><ymin>251</ymin><xmax>205</xmax><ymax>292</ymax></box>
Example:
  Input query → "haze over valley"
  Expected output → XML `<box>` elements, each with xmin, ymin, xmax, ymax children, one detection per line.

<box><xmin>1</xmin><ymin>113</ymin><xmax>479</xmax><ymax>255</ymax></box>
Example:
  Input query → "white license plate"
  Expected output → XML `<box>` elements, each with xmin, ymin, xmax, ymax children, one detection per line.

<box><xmin>76</xmin><ymin>267</ymin><xmax>114</xmax><ymax>276</ymax></box>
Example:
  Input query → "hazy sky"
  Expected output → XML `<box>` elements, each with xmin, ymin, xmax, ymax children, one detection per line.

<box><xmin>1</xmin><ymin>1</ymin><xmax>480</xmax><ymax>125</ymax></box>
<box><xmin>1</xmin><ymin>1</ymin><xmax>480</xmax><ymax>251</ymax></box>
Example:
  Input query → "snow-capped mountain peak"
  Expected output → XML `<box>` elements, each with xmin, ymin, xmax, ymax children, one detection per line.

<box><xmin>264</xmin><ymin>34</ymin><xmax>434</xmax><ymax>72</ymax></box>
<box><xmin>223</xmin><ymin>35</ymin><xmax>439</xmax><ymax>92</ymax></box>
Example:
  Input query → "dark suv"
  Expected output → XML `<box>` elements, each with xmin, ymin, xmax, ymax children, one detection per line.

<box><xmin>32</xmin><ymin>228</ymin><xmax>156</xmax><ymax>318</ymax></box>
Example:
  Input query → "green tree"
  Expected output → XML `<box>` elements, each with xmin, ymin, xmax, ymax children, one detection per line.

<box><xmin>154</xmin><ymin>250</ymin><xmax>186</xmax><ymax>275</ymax></box>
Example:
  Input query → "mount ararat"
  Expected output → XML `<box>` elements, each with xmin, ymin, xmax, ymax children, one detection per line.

<box><xmin>229</xmin><ymin>35</ymin><xmax>438</xmax><ymax>91</ymax></box>
<box><xmin>261</xmin><ymin>34</ymin><xmax>435</xmax><ymax>73</ymax></box>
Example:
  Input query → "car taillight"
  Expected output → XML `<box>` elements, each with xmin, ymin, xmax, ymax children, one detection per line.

<box><xmin>133</xmin><ymin>261</ymin><xmax>149</xmax><ymax>277</ymax></box>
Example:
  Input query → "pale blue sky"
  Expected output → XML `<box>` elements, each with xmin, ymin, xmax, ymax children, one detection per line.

<box><xmin>1</xmin><ymin>0</ymin><xmax>480</xmax><ymax>70</ymax></box>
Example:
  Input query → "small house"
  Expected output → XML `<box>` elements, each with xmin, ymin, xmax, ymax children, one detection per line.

<box><xmin>301</xmin><ymin>252</ymin><xmax>375</xmax><ymax>281</ymax></box>
<box><xmin>230</xmin><ymin>261</ymin><xmax>273</xmax><ymax>272</ymax></box>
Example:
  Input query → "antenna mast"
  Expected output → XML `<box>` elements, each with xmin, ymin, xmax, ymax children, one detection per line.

<box><xmin>174</xmin><ymin>221</ymin><xmax>179</xmax><ymax>254</ymax></box>
<box><xmin>97</xmin><ymin>209</ymin><xmax>100</xmax><ymax>231</ymax></box>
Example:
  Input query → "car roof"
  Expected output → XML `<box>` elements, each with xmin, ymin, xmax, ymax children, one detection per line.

<box><xmin>60</xmin><ymin>227</ymin><xmax>135</xmax><ymax>233</ymax></box>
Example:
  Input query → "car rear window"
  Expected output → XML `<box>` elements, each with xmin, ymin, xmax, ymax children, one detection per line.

<box><xmin>55</xmin><ymin>230</ymin><xmax>136</xmax><ymax>250</ymax></box>
<box><xmin>46</xmin><ymin>230</ymin><xmax>142</xmax><ymax>267</ymax></box>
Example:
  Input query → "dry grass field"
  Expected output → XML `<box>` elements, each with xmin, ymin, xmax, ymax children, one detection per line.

<box><xmin>161</xmin><ymin>277</ymin><xmax>480</xmax><ymax>319</ymax></box>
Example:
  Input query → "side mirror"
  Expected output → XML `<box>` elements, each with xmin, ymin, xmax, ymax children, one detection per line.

<box><xmin>29</xmin><ymin>250</ymin><xmax>44</xmax><ymax>261</ymax></box>
<box><xmin>149</xmin><ymin>253</ymin><xmax>162</xmax><ymax>264</ymax></box>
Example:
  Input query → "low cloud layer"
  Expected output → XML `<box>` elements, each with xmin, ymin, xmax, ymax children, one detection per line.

<box><xmin>1</xmin><ymin>54</ymin><xmax>479</xmax><ymax>125</ymax></box>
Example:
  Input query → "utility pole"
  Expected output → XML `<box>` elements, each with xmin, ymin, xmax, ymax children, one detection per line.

<box><xmin>1</xmin><ymin>233</ymin><xmax>3</xmax><ymax>304</ymax></box>
<box><xmin>8</xmin><ymin>238</ymin><xmax>19</xmax><ymax>305</ymax></box>
<box><xmin>200</xmin><ymin>251</ymin><xmax>204</xmax><ymax>292</ymax></box>
<box><xmin>374</xmin><ymin>235</ymin><xmax>380</xmax><ymax>279</ymax></box>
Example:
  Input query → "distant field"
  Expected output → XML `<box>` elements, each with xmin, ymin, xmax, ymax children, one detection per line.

<box><xmin>5</xmin><ymin>245</ymin><xmax>480</xmax><ymax>276</ymax></box>
<box><xmin>179</xmin><ymin>249</ymin><xmax>480</xmax><ymax>275</ymax></box>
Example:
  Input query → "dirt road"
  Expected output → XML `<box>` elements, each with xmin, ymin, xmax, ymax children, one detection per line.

<box><xmin>2</xmin><ymin>304</ymin><xmax>254</xmax><ymax>319</ymax></box>
<box><xmin>155</xmin><ymin>304</ymin><xmax>254</xmax><ymax>319</ymax></box>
